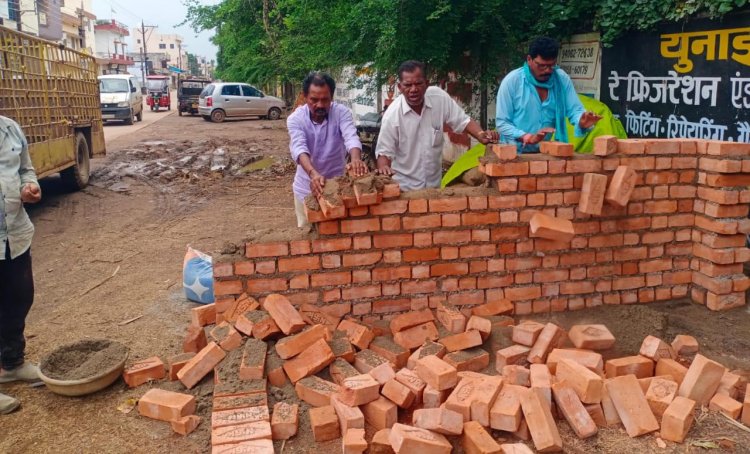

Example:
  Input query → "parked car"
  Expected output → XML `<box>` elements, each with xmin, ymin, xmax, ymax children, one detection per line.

<box><xmin>198</xmin><ymin>82</ymin><xmax>285</xmax><ymax>123</ymax></box>
<box><xmin>98</xmin><ymin>74</ymin><xmax>143</xmax><ymax>125</ymax></box>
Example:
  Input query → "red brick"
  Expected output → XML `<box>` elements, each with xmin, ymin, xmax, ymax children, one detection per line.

<box><xmin>370</xmin><ymin>233</ymin><xmax>410</xmax><ymax>249</ymax></box>
<box><xmin>429</xmin><ymin>197</ymin><xmax>468</xmax><ymax>212</ymax></box>
<box><xmin>389</xmin><ymin>423</ymin><xmax>452</xmax><ymax>453</ymax></box>
<box><xmin>339</xmin><ymin>218</ymin><xmax>379</xmax><ymax>234</ymax></box>
<box><xmin>367</xmin><ymin>199</ymin><xmax>407</xmax><ymax>216</ymax></box>
<box><xmin>312</xmin><ymin>238</ymin><xmax>352</xmax><ymax>253</ymax></box>
<box><xmin>490</xmin><ymin>143</ymin><xmax>517</xmax><ymax>160</ymax></box>
<box><xmin>340</xmin><ymin>252</ymin><xmax>380</xmax><ymax>268</ymax></box>
<box><xmin>246</xmin><ymin>242</ymin><xmax>289</xmax><ymax>258</ymax></box>
<box><xmin>529</xmin><ymin>212</ymin><xmax>574</xmax><ymax>242</ymax></box>
<box><xmin>592</xmin><ymin>135</ymin><xmax>617</xmax><ymax>156</ymax></box>
<box><xmin>403</xmin><ymin>214</ymin><xmax>441</xmax><ymax>229</ymax></box>
<box><xmin>487</xmin><ymin>161</ymin><xmax>530</xmax><ymax>177</ymax></box>
<box><xmin>138</xmin><ymin>388</ymin><xmax>195</xmax><ymax>422</ymax></box>
<box><xmin>283</xmin><ymin>338</ymin><xmax>335</xmax><ymax>383</ymax></box>
<box><xmin>540</xmin><ymin>141</ymin><xmax>573</xmax><ymax>157</ymax></box>
<box><xmin>537</xmin><ymin>176</ymin><xmax>574</xmax><ymax>190</ymax></box>
<box><xmin>462</xmin><ymin>212</ymin><xmax>500</xmax><ymax>226</ymax></box>
<box><xmin>706</xmin><ymin>141</ymin><xmax>750</xmax><ymax>156</ymax></box>
<box><xmin>123</xmin><ymin>356</ymin><xmax>166</xmax><ymax>387</ymax></box>
<box><xmin>309</xmin><ymin>405</ymin><xmax>340</xmax><ymax>442</ymax></box>
<box><xmin>505</xmin><ymin>285</ymin><xmax>542</xmax><ymax>301</ymax></box>
<box><xmin>552</xmin><ymin>382</ymin><xmax>598</xmax><ymax>439</ymax></box>
<box><xmin>519</xmin><ymin>387</ymin><xmax>563</xmax><ymax>451</ymax></box>
<box><xmin>677</xmin><ymin>353</ymin><xmax>724</xmax><ymax>405</ymax></box>
<box><xmin>408</xmin><ymin>199</ymin><xmax>427</xmax><ymax>213</ymax></box>
<box><xmin>178</xmin><ymin>342</ymin><xmax>227</xmax><ymax>389</ymax></box>
<box><xmin>660</xmin><ymin>396</ymin><xmax>697</xmax><ymax>443</ymax></box>
<box><xmin>278</xmin><ymin>256</ymin><xmax>321</xmax><ymax>272</ymax></box>
<box><xmin>617</xmin><ymin>139</ymin><xmax>645</xmax><ymax>154</ymax></box>
<box><xmin>214</xmin><ymin>280</ymin><xmax>243</xmax><ymax>297</ymax></box>
<box><xmin>371</xmin><ymin>266</ymin><xmax>411</xmax><ymax>282</ymax></box>
<box><xmin>698</xmin><ymin>186</ymin><xmax>740</xmax><ymax>204</ymax></box>
<box><xmin>605</xmin><ymin>375</ymin><xmax>659</xmax><ymax>437</ymax></box>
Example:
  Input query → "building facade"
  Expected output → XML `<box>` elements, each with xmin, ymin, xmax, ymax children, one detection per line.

<box><xmin>94</xmin><ymin>19</ymin><xmax>134</xmax><ymax>75</ymax></box>
<box><xmin>60</xmin><ymin>0</ymin><xmax>95</xmax><ymax>54</ymax></box>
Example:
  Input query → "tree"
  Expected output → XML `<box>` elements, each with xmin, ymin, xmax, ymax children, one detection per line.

<box><xmin>186</xmin><ymin>53</ymin><xmax>200</xmax><ymax>76</ymax></box>
<box><xmin>183</xmin><ymin>0</ymin><xmax>749</xmax><ymax>89</ymax></box>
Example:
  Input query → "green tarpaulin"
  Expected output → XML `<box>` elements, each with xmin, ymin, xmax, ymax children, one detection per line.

<box><xmin>441</xmin><ymin>94</ymin><xmax>627</xmax><ymax>187</ymax></box>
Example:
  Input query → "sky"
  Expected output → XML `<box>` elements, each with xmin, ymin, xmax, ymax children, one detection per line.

<box><xmin>92</xmin><ymin>0</ymin><xmax>219</xmax><ymax>62</ymax></box>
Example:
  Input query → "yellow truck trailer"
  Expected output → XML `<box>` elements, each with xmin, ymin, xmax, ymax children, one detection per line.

<box><xmin>0</xmin><ymin>26</ymin><xmax>105</xmax><ymax>189</ymax></box>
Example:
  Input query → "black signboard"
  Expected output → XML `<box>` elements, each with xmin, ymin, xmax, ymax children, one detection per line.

<box><xmin>600</xmin><ymin>10</ymin><xmax>750</xmax><ymax>143</ymax></box>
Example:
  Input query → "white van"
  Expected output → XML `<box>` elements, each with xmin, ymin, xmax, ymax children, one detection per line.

<box><xmin>98</xmin><ymin>74</ymin><xmax>144</xmax><ymax>125</ymax></box>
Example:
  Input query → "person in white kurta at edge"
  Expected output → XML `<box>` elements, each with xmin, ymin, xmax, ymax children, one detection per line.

<box><xmin>375</xmin><ymin>60</ymin><xmax>499</xmax><ymax>190</ymax></box>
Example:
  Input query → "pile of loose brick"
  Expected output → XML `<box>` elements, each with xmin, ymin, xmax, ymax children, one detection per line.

<box><xmin>122</xmin><ymin>291</ymin><xmax>750</xmax><ymax>453</ymax></box>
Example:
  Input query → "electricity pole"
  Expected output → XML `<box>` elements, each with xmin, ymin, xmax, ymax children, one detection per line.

<box><xmin>139</xmin><ymin>20</ymin><xmax>156</xmax><ymax>87</ymax></box>
<box><xmin>78</xmin><ymin>1</ymin><xmax>86</xmax><ymax>50</ymax></box>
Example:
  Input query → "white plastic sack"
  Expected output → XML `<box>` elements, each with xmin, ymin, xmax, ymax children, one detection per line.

<box><xmin>183</xmin><ymin>246</ymin><xmax>215</xmax><ymax>304</ymax></box>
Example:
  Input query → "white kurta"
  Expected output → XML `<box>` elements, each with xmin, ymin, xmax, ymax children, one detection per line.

<box><xmin>376</xmin><ymin>86</ymin><xmax>470</xmax><ymax>190</ymax></box>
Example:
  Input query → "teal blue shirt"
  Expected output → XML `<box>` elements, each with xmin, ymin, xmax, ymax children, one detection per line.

<box><xmin>0</xmin><ymin>116</ymin><xmax>38</xmax><ymax>259</ymax></box>
<box><xmin>496</xmin><ymin>67</ymin><xmax>588</xmax><ymax>152</ymax></box>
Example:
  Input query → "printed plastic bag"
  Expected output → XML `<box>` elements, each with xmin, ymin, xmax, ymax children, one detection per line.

<box><xmin>183</xmin><ymin>246</ymin><xmax>214</xmax><ymax>304</ymax></box>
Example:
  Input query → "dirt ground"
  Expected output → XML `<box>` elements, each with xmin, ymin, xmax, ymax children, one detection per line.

<box><xmin>2</xmin><ymin>112</ymin><xmax>750</xmax><ymax>453</ymax></box>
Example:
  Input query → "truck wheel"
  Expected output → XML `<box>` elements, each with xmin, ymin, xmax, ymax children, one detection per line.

<box><xmin>61</xmin><ymin>132</ymin><xmax>90</xmax><ymax>190</ymax></box>
<box><xmin>211</xmin><ymin>109</ymin><xmax>226</xmax><ymax>123</ymax></box>
<box><xmin>267</xmin><ymin>107</ymin><xmax>281</xmax><ymax>120</ymax></box>
<box><xmin>124</xmin><ymin>109</ymin><xmax>134</xmax><ymax>125</ymax></box>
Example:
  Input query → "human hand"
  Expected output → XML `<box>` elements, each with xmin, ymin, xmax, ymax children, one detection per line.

<box><xmin>478</xmin><ymin>130</ymin><xmax>499</xmax><ymax>145</ymax></box>
<box><xmin>21</xmin><ymin>183</ymin><xmax>41</xmax><ymax>203</ymax></box>
<box><xmin>579</xmin><ymin>112</ymin><xmax>602</xmax><ymax>129</ymax></box>
<box><xmin>376</xmin><ymin>164</ymin><xmax>394</xmax><ymax>176</ymax></box>
<box><xmin>309</xmin><ymin>170</ymin><xmax>325</xmax><ymax>197</ymax></box>
<box><xmin>347</xmin><ymin>159</ymin><xmax>368</xmax><ymax>177</ymax></box>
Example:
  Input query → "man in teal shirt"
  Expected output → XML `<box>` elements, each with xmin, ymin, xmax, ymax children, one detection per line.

<box><xmin>496</xmin><ymin>37</ymin><xmax>601</xmax><ymax>152</ymax></box>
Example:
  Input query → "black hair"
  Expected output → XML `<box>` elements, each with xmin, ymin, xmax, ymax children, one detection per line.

<box><xmin>302</xmin><ymin>71</ymin><xmax>336</xmax><ymax>96</ymax></box>
<box><xmin>397</xmin><ymin>60</ymin><xmax>426</xmax><ymax>80</ymax></box>
<box><xmin>528</xmin><ymin>37</ymin><xmax>559</xmax><ymax>60</ymax></box>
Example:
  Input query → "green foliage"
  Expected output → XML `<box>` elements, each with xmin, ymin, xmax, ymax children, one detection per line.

<box><xmin>535</xmin><ymin>0</ymin><xmax>748</xmax><ymax>45</ymax></box>
<box><xmin>182</xmin><ymin>0</ymin><xmax>748</xmax><ymax>87</ymax></box>
<box><xmin>186</xmin><ymin>53</ymin><xmax>201</xmax><ymax>76</ymax></box>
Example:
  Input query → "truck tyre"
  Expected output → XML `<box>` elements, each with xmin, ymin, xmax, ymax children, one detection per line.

<box><xmin>267</xmin><ymin>107</ymin><xmax>281</xmax><ymax>120</ymax></box>
<box><xmin>61</xmin><ymin>132</ymin><xmax>90</xmax><ymax>190</ymax></box>
<box><xmin>211</xmin><ymin>109</ymin><xmax>226</xmax><ymax>123</ymax></box>
<box><xmin>124</xmin><ymin>109</ymin><xmax>134</xmax><ymax>125</ymax></box>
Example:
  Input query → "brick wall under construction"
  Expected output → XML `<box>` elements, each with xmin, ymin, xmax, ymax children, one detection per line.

<box><xmin>213</xmin><ymin>138</ymin><xmax>750</xmax><ymax>319</ymax></box>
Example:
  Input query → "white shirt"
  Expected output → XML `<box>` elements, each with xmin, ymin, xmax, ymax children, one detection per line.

<box><xmin>375</xmin><ymin>86</ymin><xmax>470</xmax><ymax>190</ymax></box>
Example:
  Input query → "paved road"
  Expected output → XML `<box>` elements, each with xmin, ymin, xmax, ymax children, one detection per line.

<box><xmin>102</xmin><ymin>89</ymin><xmax>179</xmax><ymax>143</ymax></box>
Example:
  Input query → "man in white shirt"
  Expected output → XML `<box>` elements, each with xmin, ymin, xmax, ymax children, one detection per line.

<box><xmin>375</xmin><ymin>60</ymin><xmax>498</xmax><ymax>190</ymax></box>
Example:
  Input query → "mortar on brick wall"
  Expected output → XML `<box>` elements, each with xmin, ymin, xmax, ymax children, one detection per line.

<box><xmin>214</xmin><ymin>138</ymin><xmax>750</xmax><ymax>318</ymax></box>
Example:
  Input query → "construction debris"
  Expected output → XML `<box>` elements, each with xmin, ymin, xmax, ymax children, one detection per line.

<box><xmin>121</xmin><ymin>293</ymin><xmax>750</xmax><ymax>452</ymax></box>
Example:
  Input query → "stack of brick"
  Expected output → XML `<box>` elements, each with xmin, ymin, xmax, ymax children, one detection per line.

<box><xmin>125</xmin><ymin>289</ymin><xmax>750</xmax><ymax>452</ymax></box>
<box><xmin>215</xmin><ymin>138</ymin><xmax>750</xmax><ymax>317</ymax></box>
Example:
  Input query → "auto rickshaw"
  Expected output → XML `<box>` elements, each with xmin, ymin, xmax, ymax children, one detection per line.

<box><xmin>178</xmin><ymin>78</ymin><xmax>211</xmax><ymax>116</ymax></box>
<box><xmin>146</xmin><ymin>75</ymin><xmax>171</xmax><ymax>111</ymax></box>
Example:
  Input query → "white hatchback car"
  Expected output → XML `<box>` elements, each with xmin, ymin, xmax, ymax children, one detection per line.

<box><xmin>198</xmin><ymin>82</ymin><xmax>285</xmax><ymax>122</ymax></box>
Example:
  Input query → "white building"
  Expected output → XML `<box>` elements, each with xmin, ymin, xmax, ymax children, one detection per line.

<box><xmin>61</xmin><ymin>0</ymin><xmax>96</xmax><ymax>54</ymax></box>
<box><xmin>94</xmin><ymin>19</ymin><xmax>134</xmax><ymax>75</ymax></box>
<box><xmin>131</xmin><ymin>28</ymin><xmax>186</xmax><ymax>72</ymax></box>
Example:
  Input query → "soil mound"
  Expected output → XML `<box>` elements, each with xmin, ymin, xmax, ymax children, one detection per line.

<box><xmin>40</xmin><ymin>339</ymin><xmax>129</xmax><ymax>381</ymax></box>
